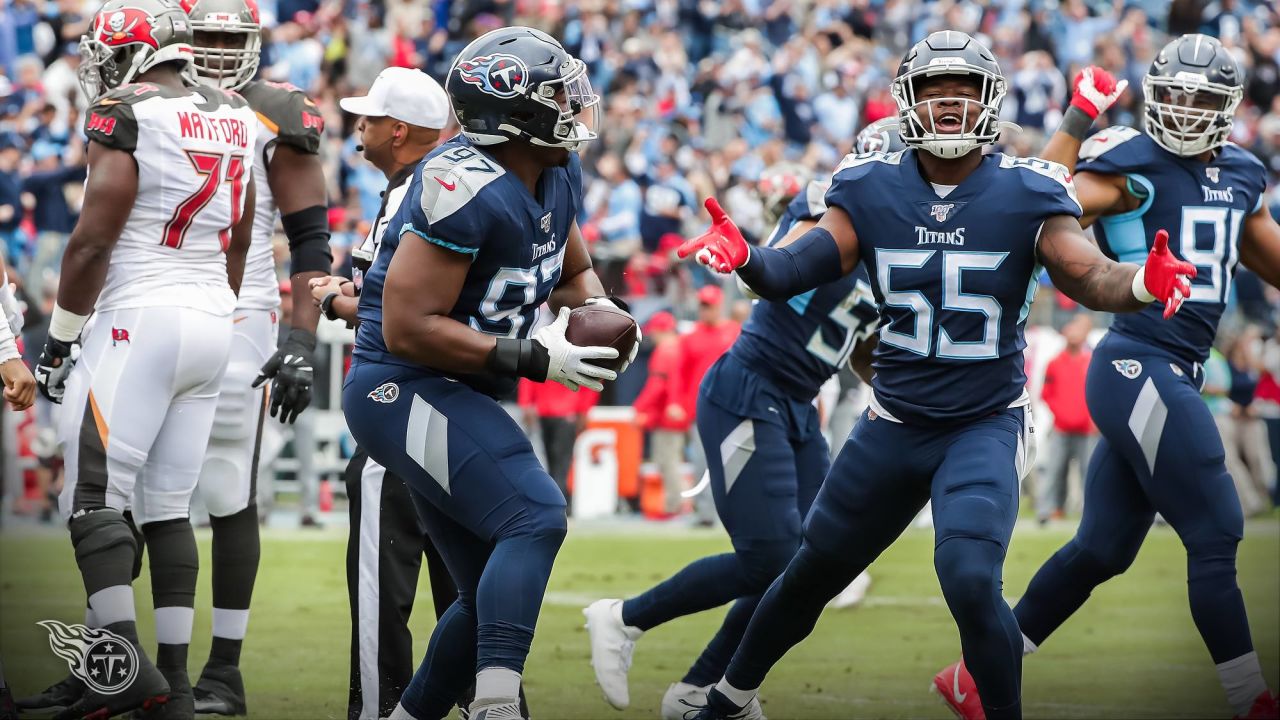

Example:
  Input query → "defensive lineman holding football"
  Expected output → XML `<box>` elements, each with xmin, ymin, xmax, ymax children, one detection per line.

<box><xmin>30</xmin><ymin>0</ymin><xmax>258</xmax><ymax>716</ymax></box>
<box><xmin>676</xmin><ymin>30</ymin><xmax>1196</xmax><ymax>720</ymax></box>
<box><xmin>936</xmin><ymin>33</ymin><xmax>1280</xmax><ymax>720</ymax></box>
<box><xmin>342</xmin><ymin>27</ymin><xmax>639</xmax><ymax>720</ymax></box>
<box><xmin>183</xmin><ymin>1</ymin><xmax>331</xmax><ymax>713</ymax></box>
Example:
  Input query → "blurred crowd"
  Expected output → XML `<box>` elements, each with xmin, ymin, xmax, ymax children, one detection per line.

<box><xmin>1</xmin><ymin>0</ymin><xmax>1279</xmax><ymax>521</ymax></box>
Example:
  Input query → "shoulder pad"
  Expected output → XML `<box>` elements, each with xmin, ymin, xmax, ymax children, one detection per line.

<box><xmin>1220</xmin><ymin>142</ymin><xmax>1267</xmax><ymax>174</ymax></box>
<box><xmin>794</xmin><ymin>179</ymin><xmax>830</xmax><ymax>221</ymax></box>
<box><xmin>998</xmin><ymin>154</ymin><xmax>1083</xmax><ymax>219</ymax></box>
<box><xmin>84</xmin><ymin>92</ymin><xmax>141</xmax><ymax>152</ymax></box>
<box><xmin>832</xmin><ymin>150</ymin><xmax>903</xmax><ymax>180</ymax></box>
<box><xmin>241</xmin><ymin>80</ymin><xmax>324</xmax><ymax>154</ymax></box>
<box><xmin>1079</xmin><ymin>125</ymin><xmax>1142</xmax><ymax>163</ymax></box>
<box><xmin>416</xmin><ymin>144</ymin><xmax>507</xmax><ymax>226</ymax></box>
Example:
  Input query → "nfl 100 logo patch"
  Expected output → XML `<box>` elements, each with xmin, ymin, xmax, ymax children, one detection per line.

<box><xmin>1205</xmin><ymin>167</ymin><xmax>1220</xmax><ymax>183</ymax></box>
<box><xmin>931</xmin><ymin>203</ymin><xmax>954</xmax><ymax>222</ymax></box>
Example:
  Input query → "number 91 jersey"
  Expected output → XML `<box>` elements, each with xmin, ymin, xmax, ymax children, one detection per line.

<box><xmin>730</xmin><ymin>179</ymin><xmax>879</xmax><ymax>401</ymax></box>
<box><xmin>354</xmin><ymin>135</ymin><xmax>582</xmax><ymax>398</ymax></box>
<box><xmin>84</xmin><ymin>83</ymin><xmax>256</xmax><ymax>317</ymax></box>
<box><xmin>1079</xmin><ymin>126</ymin><xmax>1267</xmax><ymax>364</ymax></box>
<box><xmin>825</xmin><ymin>150</ymin><xmax>1082</xmax><ymax>426</ymax></box>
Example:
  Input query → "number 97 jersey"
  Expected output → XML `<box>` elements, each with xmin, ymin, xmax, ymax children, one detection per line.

<box><xmin>84</xmin><ymin>83</ymin><xmax>256</xmax><ymax>317</ymax></box>
<box><xmin>1079</xmin><ymin>126</ymin><xmax>1267</xmax><ymax>364</ymax></box>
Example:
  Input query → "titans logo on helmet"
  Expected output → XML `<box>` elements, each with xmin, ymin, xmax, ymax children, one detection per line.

<box><xmin>456</xmin><ymin>54</ymin><xmax>529</xmax><ymax>99</ymax></box>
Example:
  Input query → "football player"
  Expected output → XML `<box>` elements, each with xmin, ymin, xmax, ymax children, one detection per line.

<box><xmin>934</xmin><ymin>34</ymin><xmax>1280</xmax><ymax>720</ymax></box>
<box><xmin>676</xmin><ymin>31</ymin><xmax>1195</xmax><ymax>720</ymax></box>
<box><xmin>585</xmin><ymin>129</ymin><xmax>896</xmax><ymax>719</ymax></box>
<box><xmin>181</xmin><ymin>1</ymin><xmax>331</xmax><ymax>713</ymax></box>
<box><xmin>341</xmin><ymin>27</ymin><xmax>639</xmax><ymax>720</ymax></box>
<box><xmin>30</xmin><ymin>0</ymin><xmax>257</xmax><ymax>716</ymax></box>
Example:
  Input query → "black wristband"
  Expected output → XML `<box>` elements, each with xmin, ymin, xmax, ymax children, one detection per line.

<box><xmin>281</xmin><ymin>204</ymin><xmax>334</xmax><ymax>275</ymax></box>
<box><xmin>589</xmin><ymin>295</ymin><xmax>631</xmax><ymax>313</ymax></box>
<box><xmin>487</xmin><ymin>338</ymin><xmax>550</xmax><ymax>381</ymax></box>
<box><xmin>319</xmin><ymin>292</ymin><xmax>341</xmax><ymax>321</ymax></box>
<box><xmin>1058</xmin><ymin>106</ymin><xmax>1094</xmax><ymax>142</ymax></box>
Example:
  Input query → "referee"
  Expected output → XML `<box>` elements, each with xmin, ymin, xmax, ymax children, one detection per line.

<box><xmin>310</xmin><ymin>67</ymin><xmax>452</xmax><ymax>720</ymax></box>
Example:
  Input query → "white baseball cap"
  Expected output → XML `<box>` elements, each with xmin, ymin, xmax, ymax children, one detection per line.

<box><xmin>339</xmin><ymin>67</ymin><xmax>451</xmax><ymax>130</ymax></box>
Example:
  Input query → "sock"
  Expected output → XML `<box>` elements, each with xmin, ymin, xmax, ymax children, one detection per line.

<box><xmin>208</xmin><ymin>504</ymin><xmax>260</xmax><ymax>670</ymax></box>
<box><xmin>387</xmin><ymin>702</ymin><xmax>418</xmax><ymax>720</ymax></box>
<box><xmin>143</xmin><ymin>519</ymin><xmax>198</xmax><ymax>677</ymax></box>
<box><xmin>1022</xmin><ymin>633</ymin><xmax>1038</xmax><ymax>656</ymax></box>
<box><xmin>714</xmin><ymin>678</ymin><xmax>757</xmax><ymax>708</ymax></box>
<box><xmin>1217</xmin><ymin>651</ymin><xmax>1268</xmax><ymax>717</ymax></box>
<box><xmin>474</xmin><ymin>667</ymin><xmax>521</xmax><ymax>701</ymax></box>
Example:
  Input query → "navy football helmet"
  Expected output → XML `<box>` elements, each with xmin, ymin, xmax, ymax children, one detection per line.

<box><xmin>891</xmin><ymin>31</ymin><xmax>1006</xmax><ymax>159</ymax></box>
<box><xmin>447</xmin><ymin>26</ymin><xmax>599</xmax><ymax>152</ymax></box>
<box><xmin>855</xmin><ymin>118</ymin><xmax>906</xmax><ymax>154</ymax></box>
<box><xmin>1142</xmin><ymin>34</ymin><xmax>1243</xmax><ymax>157</ymax></box>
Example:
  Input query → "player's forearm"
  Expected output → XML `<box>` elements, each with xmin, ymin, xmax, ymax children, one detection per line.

<box><xmin>290</xmin><ymin>271</ymin><xmax>325</xmax><ymax>332</ymax></box>
<box><xmin>1039</xmin><ymin>107</ymin><xmax>1090</xmax><ymax>172</ymax></box>
<box><xmin>550</xmin><ymin>266</ymin><xmax>607</xmax><ymax>313</ymax></box>
<box><xmin>737</xmin><ymin>227</ymin><xmax>844</xmax><ymax>300</ymax></box>
<box><xmin>56</xmin><ymin>235</ymin><xmax>113</xmax><ymax>316</ymax></box>
<box><xmin>227</xmin><ymin>179</ymin><xmax>257</xmax><ymax>297</ymax></box>
<box><xmin>383</xmin><ymin>312</ymin><xmax>497</xmax><ymax>374</ymax></box>
<box><xmin>332</xmin><ymin>296</ymin><xmax>359</xmax><ymax>325</ymax></box>
<box><xmin>1047</xmin><ymin>258</ymin><xmax>1146</xmax><ymax>313</ymax></box>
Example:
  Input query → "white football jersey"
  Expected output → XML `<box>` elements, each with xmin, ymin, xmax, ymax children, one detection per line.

<box><xmin>86</xmin><ymin>83</ymin><xmax>257</xmax><ymax>316</ymax></box>
<box><xmin>236</xmin><ymin>80</ymin><xmax>326</xmax><ymax>311</ymax></box>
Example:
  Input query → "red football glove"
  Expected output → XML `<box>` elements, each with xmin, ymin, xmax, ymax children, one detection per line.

<box><xmin>1071</xmin><ymin>66</ymin><xmax>1128</xmax><ymax>120</ymax></box>
<box><xmin>676</xmin><ymin>198</ymin><xmax>750</xmax><ymax>274</ymax></box>
<box><xmin>1141</xmin><ymin>229</ymin><xmax>1197</xmax><ymax>319</ymax></box>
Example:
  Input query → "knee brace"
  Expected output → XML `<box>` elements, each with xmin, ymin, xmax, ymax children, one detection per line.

<box><xmin>70</xmin><ymin>509</ymin><xmax>139</xmax><ymax>593</ymax></box>
<box><xmin>200</xmin><ymin>362</ymin><xmax>263</xmax><ymax>518</ymax></box>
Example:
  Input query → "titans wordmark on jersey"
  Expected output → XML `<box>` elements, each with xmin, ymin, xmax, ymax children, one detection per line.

<box><xmin>354</xmin><ymin>135</ymin><xmax>583</xmax><ymax>397</ymax></box>
<box><xmin>825</xmin><ymin>150</ymin><xmax>1082</xmax><ymax>425</ymax></box>
<box><xmin>1079</xmin><ymin>126</ymin><xmax>1267</xmax><ymax>364</ymax></box>
<box><xmin>730</xmin><ymin>178</ymin><xmax>879</xmax><ymax>401</ymax></box>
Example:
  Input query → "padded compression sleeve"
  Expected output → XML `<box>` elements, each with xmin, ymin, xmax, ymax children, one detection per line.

<box><xmin>281</xmin><ymin>205</ymin><xmax>333</xmax><ymax>275</ymax></box>
<box><xmin>735</xmin><ymin>227</ymin><xmax>844</xmax><ymax>301</ymax></box>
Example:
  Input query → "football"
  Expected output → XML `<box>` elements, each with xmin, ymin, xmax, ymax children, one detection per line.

<box><xmin>565</xmin><ymin>304</ymin><xmax>638</xmax><ymax>374</ymax></box>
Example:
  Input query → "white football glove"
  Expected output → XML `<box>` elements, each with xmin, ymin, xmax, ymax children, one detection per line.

<box><xmin>583</xmin><ymin>297</ymin><xmax>641</xmax><ymax>374</ymax></box>
<box><xmin>533</xmin><ymin>306</ymin><xmax>619</xmax><ymax>392</ymax></box>
<box><xmin>0</xmin><ymin>283</ymin><xmax>23</xmax><ymax>337</ymax></box>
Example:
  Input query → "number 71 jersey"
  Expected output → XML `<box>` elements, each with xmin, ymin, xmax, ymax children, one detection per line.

<box><xmin>84</xmin><ymin>83</ymin><xmax>256</xmax><ymax>316</ymax></box>
<box><xmin>825</xmin><ymin>150</ymin><xmax>1082</xmax><ymax>425</ymax></box>
<box><xmin>1080</xmin><ymin>126</ymin><xmax>1266</xmax><ymax>364</ymax></box>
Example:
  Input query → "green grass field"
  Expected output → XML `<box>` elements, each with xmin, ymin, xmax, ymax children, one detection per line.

<box><xmin>2</xmin><ymin>519</ymin><xmax>1277</xmax><ymax>719</ymax></box>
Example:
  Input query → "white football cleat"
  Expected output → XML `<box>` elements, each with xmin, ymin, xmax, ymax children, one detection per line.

<box><xmin>466</xmin><ymin>697</ymin><xmax>525</xmax><ymax>720</ymax></box>
<box><xmin>583</xmin><ymin>599</ymin><xmax>643</xmax><ymax>709</ymax></box>
<box><xmin>661</xmin><ymin>682</ymin><xmax>710</xmax><ymax>720</ymax></box>
<box><xmin>828</xmin><ymin>571</ymin><xmax>873</xmax><ymax>609</ymax></box>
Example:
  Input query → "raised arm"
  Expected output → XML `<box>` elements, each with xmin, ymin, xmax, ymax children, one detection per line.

<box><xmin>678</xmin><ymin>198</ymin><xmax>860</xmax><ymax>301</ymax></box>
<box><xmin>1038</xmin><ymin>214</ymin><xmax>1196</xmax><ymax>316</ymax></box>
<box><xmin>1239</xmin><ymin>204</ymin><xmax>1280</xmax><ymax>289</ymax></box>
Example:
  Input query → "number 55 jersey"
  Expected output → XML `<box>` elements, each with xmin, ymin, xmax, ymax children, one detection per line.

<box><xmin>825</xmin><ymin>150</ymin><xmax>1082</xmax><ymax>426</ymax></box>
<box><xmin>83</xmin><ymin>82</ymin><xmax>257</xmax><ymax>316</ymax></box>
<box><xmin>1079</xmin><ymin>126</ymin><xmax>1267</xmax><ymax>365</ymax></box>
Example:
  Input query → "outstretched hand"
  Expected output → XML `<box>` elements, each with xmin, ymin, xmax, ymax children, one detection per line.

<box><xmin>676</xmin><ymin>198</ymin><xmax>751</xmax><ymax>274</ymax></box>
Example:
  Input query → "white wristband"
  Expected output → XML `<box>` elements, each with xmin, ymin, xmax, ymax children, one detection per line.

<box><xmin>50</xmin><ymin>304</ymin><xmax>91</xmax><ymax>343</ymax></box>
<box><xmin>1131</xmin><ymin>266</ymin><xmax>1155</xmax><ymax>303</ymax></box>
<box><xmin>0</xmin><ymin>314</ymin><xmax>17</xmax><ymax>362</ymax></box>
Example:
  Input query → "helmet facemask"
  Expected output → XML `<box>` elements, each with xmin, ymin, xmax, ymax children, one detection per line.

<box><xmin>523</xmin><ymin>58</ymin><xmax>600</xmax><ymax>152</ymax></box>
<box><xmin>892</xmin><ymin>63</ymin><xmax>1005</xmax><ymax>159</ymax></box>
<box><xmin>1142</xmin><ymin>73</ymin><xmax>1241</xmax><ymax>156</ymax></box>
<box><xmin>190</xmin><ymin>25</ymin><xmax>260</xmax><ymax>91</ymax></box>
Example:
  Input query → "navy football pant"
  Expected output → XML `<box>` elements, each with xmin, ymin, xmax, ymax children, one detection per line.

<box><xmin>344</xmin><ymin>362</ymin><xmax>566</xmax><ymax>719</ymax></box>
<box><xmin>1016</xmin><ymin>333</ymin><xmax>1254</xmax><ymax>665</ymax></box>
<box><xmin>724</xmin><ymin>408</ymin><xmax>1027</xmax><ymax>719</ymax></box>
<box><xmin>621</xmin><ymin>384</ymin><xmax>827</xmax><ymax>686</ymax></box>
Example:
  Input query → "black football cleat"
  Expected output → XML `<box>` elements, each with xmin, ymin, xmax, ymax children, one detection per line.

<box><xmin>16</xmin><ymin>674</ymin><xmax>86</xmax><ymax>713</ymax></box>
<box><xmin>53</xmin><ymin>660</ymin><xmax>170</xmax><ymax>720</ymax></box>
<box><xmin>192</xmin><ymin>663</ymin><xmax>246</xmax><ymax>716</ymax></box>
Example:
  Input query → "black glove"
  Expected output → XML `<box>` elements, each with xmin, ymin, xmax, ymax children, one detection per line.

<box><xmin>35</xmin><ymin>338</ymin><xmax>77</xmax><ymax>403</ymax></box>
<box><xmin>253</xmin><ymin>328</ymin><xmax>316</xmax><ymax>424</ymax></box>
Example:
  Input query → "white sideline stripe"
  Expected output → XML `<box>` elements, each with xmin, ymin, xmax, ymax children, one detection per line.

<box><xmin>357</xmin><ymin>459</ymin><xmax>385</xmax><ymax>720</ymax></box>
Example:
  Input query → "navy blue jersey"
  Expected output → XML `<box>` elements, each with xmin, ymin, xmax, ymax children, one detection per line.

<box><xmin>730</xmin><ymin>179</ymin><xmax>879</xmax><ymax>401</ymax></box>
<box><xmin>825</xmin><ymin>149</ymin><xmax>1082</xmax><ymax>425</ymax></box>
<box><xmin>354</xmin><ymin>135</ymin><xmax>582</xmax><ymax>397</ymax></box>
<box><xmin>1079</xmin><ymin>126</ymin><xmax>1267</xmax><ymax>364</ymax></box>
